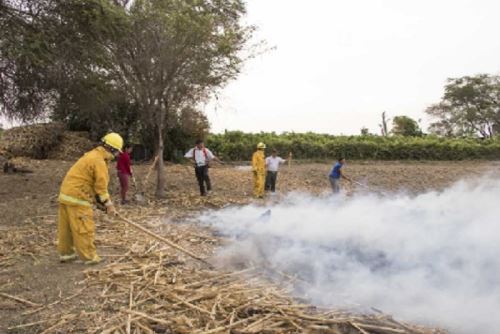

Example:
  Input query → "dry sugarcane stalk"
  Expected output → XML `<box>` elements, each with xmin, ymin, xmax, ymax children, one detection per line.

<box><xmin>276</xmin><ymin>307</ymin><xmax>303</xmax><ymax>331</ymax></box>
<box><xmin>39</xmin><ymin>314</ymin><xmax>79</xmax><ymax>334</ymax></box>
<box><xmin>22</xmin><ymin>288</ymin><xmax>84</xmax><ymax>316</ymax></box>
<box><xmin>134</xmin><ymin>320</ymin><xmax>155</xmax><ymax>334</ymax></box>
<box><xmin>241</xmin><ymin>313</ymin><xmax>274</xmax><ymax>332</ymax></box>
<box><xmin>350</xmin><ymin>321</ymin><xmax>371</xmax><ymax>334</ymax></box>
<box><xmin>210</xmin><ymin>293</ymin><xmax>221</xmax><ymax>319</ymax></box>
<box><xmin>384</xmin><ymin>318</ymin><xmax>425</xmax><ymax>334</ymax></box>
<box><xmin>0</xmin><ymin>292</ymin><xmax>42</xmax><ymax>307</ymax></box>
<box><xmin>127</xmin><ymin>283</ymin><xmax>134</xmax><ymax>334</ymax></box>
<box><xmin>101</xmin><ymin>316</ymin><xmax>142</xmax><ymax>334</ymax></box>
<box><xmin>122</xmin><ymin>309</ymin><xmax>172</xmax><ymax>327</ymax></box>
<box><xmin>181</xmin><ymin>267</ymin><xmax>256</xmax><ymax>288</ymax></box>
<box><xmin>153</xmin><ymin>252</ymin><xmax>163</xmax><ymax>285</ymax></box>
<box><xmin>171</xmin><ymin>291</ymin><xmax>219</xmax><ymax>309</ymax></box>
<box><xmin>168</xmin><ymin>292</ymin><xmax>213</xmax><ymax>316</ymax></box>
<box><xmin>8</xmin><ymin>319</ymin><xmax>50</xmax><ymax>330</ymax></box>
<box><xmin>355</xmin><ymin>323</ymin><xmax>407</xmax><ymax>333</ymax></box>
<box><xmin>197</xmin><ymin>314</ymin><xmax>260</xmax><ymax>334</ymax></box>
<box><xmin>287</xmin><ymin>311</ymin><xmax>350</xmax><ymax>324</ymax></box>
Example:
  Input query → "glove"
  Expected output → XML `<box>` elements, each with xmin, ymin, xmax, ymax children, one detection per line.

<box><xmin>106</xmin><ymin>203</ymin><xmax>118</xmax><ymax>216</ymax></box>
<box><xmin>95</xmin><ymin>195</ymin><xmax>106</xmax><ymax>212</ymax></box>
<box><xmin>95</xmin><ymin>202</ymin><xmax>106</xmax><ymax>212</ymax></box>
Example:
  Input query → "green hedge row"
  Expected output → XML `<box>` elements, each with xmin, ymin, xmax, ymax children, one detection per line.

<box><xmin>206</xmin><ymin>131</ymin><xmax>500</xmax><ymax>161</ymax></box>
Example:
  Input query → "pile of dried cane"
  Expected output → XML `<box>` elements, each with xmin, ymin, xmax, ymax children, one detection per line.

<box><xmin>0</xmin><ymin>123</ymin><xmax>64</xmax><ymax>159</ymax></box>
<box><xmin>4</xmin><ymin>207</ymin><xmax>446</xmax><ymax>334</ymax></box>
<box><xmin>47</xmin><ymin>131</ymin><xmax>95</xmax><ymax>160</ymax></box>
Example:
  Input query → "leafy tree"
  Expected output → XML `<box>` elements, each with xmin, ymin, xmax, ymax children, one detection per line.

<box><xmin>360</xmin><ymin>127</ymin><xmax>369</xmax><ymax>136</ymax></box>
<box><xmin>391</xmin><ymin>116</ymin><xmax>422</xmax><ymax>137</ymax></box>
<box><xmin>139</xmin><ymin>106</ymin><xmax>210</xmax><ymax>162</ymax></box>
<box><xmin>0</xmin><ymin>0</ymin><xmax>127</xmax><ymax>124</ymax></box>
<box><xmin>103</xmin><ymin>0</ymin><xmax>252</xmax><ymax>197</ymax></box>
<box><xmin>426</xmin><ymin>74</ymin><xmax>500</xmax><ymax>138</ymax></box>
<box><xmin>1</xmin><ymin>0</ymin><xmax>251</xmax><ymax>198</ymax></box>
<box><xmin>1</xmin><ymin>0</ymin><xmax>56</xmax><ymax>121</ymax></box>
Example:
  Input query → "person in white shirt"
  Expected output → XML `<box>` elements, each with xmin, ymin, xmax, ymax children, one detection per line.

<box><xmin>265</xmin><ymin>149</ymin><xmax>286</xmax><ymax>192</ymax></box>
<box><xmin>184</xmin><ymin>140</ymin><xmax>222</xmax><ymax>196</ymax></box>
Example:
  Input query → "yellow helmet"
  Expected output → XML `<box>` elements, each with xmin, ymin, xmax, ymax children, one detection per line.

<box><xmin>102</xmin><ymin>132</ymin><xmax>124</xmax><ymax>152</ymax></box>
<box><xmin>257</xmin><ymin>142</ymin><xmax>266</xmax><ymax>149</ymax></box>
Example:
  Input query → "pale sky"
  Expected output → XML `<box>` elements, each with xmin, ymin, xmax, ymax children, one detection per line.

<box><xmin>205</xmin><ymin>0</ymin><xmax>500</xmax><ymax>135</ymax></box>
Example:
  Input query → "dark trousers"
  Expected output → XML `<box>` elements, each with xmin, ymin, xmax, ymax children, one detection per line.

<box><xmin>195</xmin><ymin>165</ymin><xmax>211</xmax><ymax>195</ymax></box>
<box><xmin>265</xmin><ymin>171</ymin><xmax>278</xmax><ymax>192</ymax></box>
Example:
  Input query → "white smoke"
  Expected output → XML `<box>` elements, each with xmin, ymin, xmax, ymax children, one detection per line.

<box><xmin>199</xmin><ymin>178</ymin><xmax>500</xmax><ymax>334</ymax></box>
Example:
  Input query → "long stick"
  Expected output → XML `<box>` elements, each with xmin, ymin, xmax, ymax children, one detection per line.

<box><xmin>8</xmin><ymin>319</ymin><xmax>49</xmax><ymax>330</ymax></box>
<box><xmin>143</xmin><ymin>155</ymin><xmax>159</xmax><ymax>186</ymax></box>
<box><xmin>115</xmin><ymin>213</ymin><xmax>212</xmax><ymax>267</ymax></box>
<box><xmin>352</xmin><ymin>180</ymin><xmax>383</xmax><ymax>196</ymax></box>
<box><xmin>126</xmin><ymin>283</ymin><xmax>133</xmax><ymax>334</ymax></box>
<box><xmin>0</xmin><ymin>292</ymin><xmax>41</xmax><ymax>307</ymax></box>
<box><xmin>352</xmin><ymin>180</ymin><xmax>367</xmax><ymax>188</ymax></box>
<box><xmin>122</xmin><ymin>309</ymin><xmax>172</xmax><ymax>327</ymax></box>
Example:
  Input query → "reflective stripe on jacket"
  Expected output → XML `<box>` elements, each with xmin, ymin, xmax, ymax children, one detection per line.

<box><xmin>58</xmin><ymin>193</ymin><xmax>92</xmax><ymax>207</ymax></box>
<box><xmin>59</xmin><ymin>146</ymin><xmax>114</xmax><ymax>206</ymax></box>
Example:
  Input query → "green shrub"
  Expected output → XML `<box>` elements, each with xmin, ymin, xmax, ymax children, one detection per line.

<box><xmin>206</xmin><ymin>132</ymin><xmax>500</xmax><ymax>161</ymax></box>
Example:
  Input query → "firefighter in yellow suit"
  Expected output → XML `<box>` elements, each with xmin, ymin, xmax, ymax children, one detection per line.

<box><xmin>252</xmin><ymin>142</ymin><xmax>266</xmax><ymax>198</ymax></box>
<box><xmin>57</xmin><ymin>133</ymin><xmax>123</xmax><ymax>265</ymax></box>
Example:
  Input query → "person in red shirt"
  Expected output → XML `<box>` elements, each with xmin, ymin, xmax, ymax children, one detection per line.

<box><xmin>116</xmin><ymin>144</ymin><xmax>133</xmax><ymax>204</ymax></box>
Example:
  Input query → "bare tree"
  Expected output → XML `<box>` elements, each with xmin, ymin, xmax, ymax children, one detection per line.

<box><xmin>379</xmin><ymin>111</ymin><xmax>390</xmax><ymax>136</ymax></box>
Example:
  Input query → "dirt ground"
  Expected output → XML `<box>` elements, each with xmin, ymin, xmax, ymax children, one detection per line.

<box><xmin>0</xmin><ymin>159</ymin><xmax>498</xmax><ymax>333</ymax></box>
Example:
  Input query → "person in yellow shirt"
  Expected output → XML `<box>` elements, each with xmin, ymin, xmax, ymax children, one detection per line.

<box><xmin>252</xmin><ymin>142</ymin><xmax>266</xmax><ymax>198</ymax></box>
<box><xmin>57</xmin><ymin>133</ymin><xmax>123</xmax><ymax>265</ymax></box>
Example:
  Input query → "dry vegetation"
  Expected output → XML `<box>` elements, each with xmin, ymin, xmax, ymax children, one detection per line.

<box><xmin>1</xmin><ymin>158</ymin><xmax>498</xmax><ymax>333</ymax></box>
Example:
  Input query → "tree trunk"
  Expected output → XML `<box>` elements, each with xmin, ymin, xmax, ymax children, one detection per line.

<box><xmin>381</xmin><ymin>111</ymin><xmax>389</xmax><ymax>136</ymax></box>
<box><xmin>155</xmin><ymin>116</ymin><xmax>166</xmax><ymax>198</ymax></box>
<box><xmin>487</xmin><ymin>123</ymin><xmax>494</xmax><ymax>138</ymax></box>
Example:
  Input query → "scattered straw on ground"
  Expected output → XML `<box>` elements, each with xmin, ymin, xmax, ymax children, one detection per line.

<box><xmin>3</xmin><ymin>160</ymin><xmax>496</xmax><ymax>333</ymax></box>
<box><xmin>2</xmin><ymin>205</ymin><xmax>447</xmax><ymax>334</ymax></box>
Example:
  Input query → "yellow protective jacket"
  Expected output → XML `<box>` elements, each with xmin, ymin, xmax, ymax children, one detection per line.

<box><xmin>59</xmin><ymin>146</ymin><xmax>114</xmax><ymax>207</ymax></box>
<box><xmin>252</xmin><ymin>150</ymin><xmax>266</xmax><ymax>175</ymax></box>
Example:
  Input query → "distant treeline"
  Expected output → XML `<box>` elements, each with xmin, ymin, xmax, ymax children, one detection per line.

<box><xmin>207</xmin><ymin>131</ymin><xmax>500</xmax><ymax>161</ymax></box>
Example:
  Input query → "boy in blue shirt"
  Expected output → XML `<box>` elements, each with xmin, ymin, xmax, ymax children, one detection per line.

<box><xmin>329</xmin><ymin>157</ymin><xmax>352</xmax><ymax>193</ymax></box>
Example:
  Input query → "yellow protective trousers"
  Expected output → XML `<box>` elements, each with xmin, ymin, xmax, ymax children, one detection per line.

<box><xmin>253</xmin><ymin>172</ymin><xmax>265</xmax><ymax>198</ymax></box>
<box><xmin>57</xmin><ymin>204</ymin><xmax>99</xmax><ymax>261</ymax></box>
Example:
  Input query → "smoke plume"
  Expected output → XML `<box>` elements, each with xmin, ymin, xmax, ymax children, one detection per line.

<box><xmin>199</xmin><ymin>178</ymin><xmax>500</xmax><ymax>333</ymax></box>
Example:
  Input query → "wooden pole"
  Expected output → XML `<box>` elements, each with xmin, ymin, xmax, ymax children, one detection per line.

<box><xmin>143</xmin><ymin>155</ymin><xmax>159</xmax><ymax>187</ymax></box>
<box><xmin>115</xmin><ymin>213</ymin><xmax>212</xmax><ymax>268</ymax></box>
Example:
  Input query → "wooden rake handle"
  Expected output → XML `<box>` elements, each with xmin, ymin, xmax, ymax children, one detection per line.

<box><xmin>115</xmin><ymin>212</ymin><xmax>213</xmax><ymax>268</ymax></box>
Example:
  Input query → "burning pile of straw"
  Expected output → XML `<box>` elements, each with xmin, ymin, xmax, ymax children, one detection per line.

<box><xmin>3</xmin><ymin>204</ymin><xmax>445</xmax><ymax>334</ymax></box>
